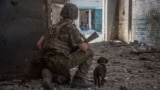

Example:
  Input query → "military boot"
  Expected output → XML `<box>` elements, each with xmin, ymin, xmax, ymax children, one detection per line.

<box><xmin>70</xmin><ymin>76</ymin><xmax>93</xmax><ymax>88</ymax></box>
<box><xmin>52</xmin><ymin>74</ymin><xmax>70</xmax><ymax>84</ymax></box>
<box><xmin>42</xmin><ymin>69</ymin><xmax>53</xmax><ymax>90</ymax></box>
<box><xmin>56</xmin><ymin>75</ymin><xmax>70</xmax><ymax>84</ymax></box>
<box><xmin>52</xmin><ymin>70</ymin><xmax>71</xmax><ymax>85</ymax></box>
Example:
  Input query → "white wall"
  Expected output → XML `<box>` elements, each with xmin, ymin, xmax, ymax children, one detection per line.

<box><xmin>50</xmin><ymin>3</ymin><xmax>64</xmax><ymax>24</ymax></box>
<box><xmin>69</xmin><ymin>0</ymin><xmax>103</xmax><ymax>9</ymax></box>
<box><xmin>69</xmin><ymin>0</ymin><xmax>105</xmax><ymax>43</ymax></box>
<box><xmin>132</xmin><ymin>0</ymin><xmax>160</xmax><ymax>44</ymax></box>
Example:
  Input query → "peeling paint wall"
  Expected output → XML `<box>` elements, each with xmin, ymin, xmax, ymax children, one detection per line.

<box><xmin>115</xmin><ymin>0</ymin><xmax>160</xmax><ymax>44</ymax></box>
<box><xmin>107</xmin><ymin>0</ymin><xmax>118</xmax><ymax>40</ymax></box>
<box><xmin>117</xmin><ymin>0</ymin><xmax>130</xmax><ymax>42</ymax></box>
<box><xmin>132</xmin><ymin>0</ymin><xmax>160</xmax><ymax>44</ymax></box>
<box><xmin>47</xmin><ymin>0</ymin><xmax>68</xmax><ymax>27</ymax></box>
<box><xmin>50</xmin><ymin>3</ymin><xmax>63</xmax><ymax>24</ymax></box>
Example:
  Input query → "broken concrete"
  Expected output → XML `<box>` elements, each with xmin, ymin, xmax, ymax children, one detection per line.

<box><xmin>0</xmin><ymin>41</ymin><xmax>160</xmax><ymax>90</ymax></box>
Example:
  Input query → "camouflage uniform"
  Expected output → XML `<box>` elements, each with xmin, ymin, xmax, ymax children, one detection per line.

<box><xmin>43</xmin><ymin>19</ymin><xmax>94</xmax><ymax>83</ymax></box>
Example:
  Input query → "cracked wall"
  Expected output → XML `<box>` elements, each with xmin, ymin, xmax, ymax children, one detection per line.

<box><xmin>132</xmin><ymin>0</ymin><xmax>160</xmax><ymax>44</ymax></box>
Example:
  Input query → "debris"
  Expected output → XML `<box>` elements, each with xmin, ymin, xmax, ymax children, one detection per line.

<box><xmin>120</xmin><ymin>85</ymin><xmax>128</xmax><ymax>90</ymax></box>
<box><xmin>144</xmin><ymin>61</ymin><xmax>153</xmax><ymax>70</ymax></box>
<box><xmin>139</xmin><ymin>57</ymin><xmax>150</xmax><ymax>61</ymax></box>
<box><xmin>12</xmin><ymin>79</ymin><xmax>22</xmax><ymax>83</ymax></box>
<box><xmin>0</xmin><ymin>81</ymin><xmax>13</xmax><ymax>85</ymax></box>
<box><xmin>113</xmin><ymin>61</ymin><xmax>120</xmax><ymax>64</ymax></box>
<box><xmin>0</xmin><ymin>41</ymin><xmax>160</xmax><ymax>90</ymax></box>
<box><xmin>22</xmin><ymin>84</ymin><xmax>32</xmax><ymax>90</ymax></box>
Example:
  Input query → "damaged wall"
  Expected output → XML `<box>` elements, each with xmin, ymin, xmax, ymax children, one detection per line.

<box><xmin>115</xmin><ymin>0</ymin><xmax>160</xmax><ymax>44</ymax></box>
<box><xmin>132</xmin><ymin>0</ymin><xmax>160</xmax><ymax>44</ymax></box>
<box><xmin>117</xmin><ymin>0</ymin><xmax>130</xmax><ymax>42</ymax></box>
<box><xmin>107</xmin><ymin>0</ymin><xmax>118</xmax><ymax>40</ymax></box>
<box><xmin>108</xmin><ymin>0</ymin><xmax>119</xmax><ymax>40</ymax></box>
<box><xmin>50</xmin><ymin>3</ymin><xmax>63</xmax><ymax>24</ymax></box>
<box><xmin>0</xmin><ymin>0</ymin><xmax>67</xmax><ymax>80</ymax></box>
<box><xmin>0</xmin><ymin>0</ymin><xmax>47</xmax><ymax>80</ymax></box>
<box><xmin>47</xmin><ymin>0</ymin><xmax>68</xmax><ymax>26</ymax></box>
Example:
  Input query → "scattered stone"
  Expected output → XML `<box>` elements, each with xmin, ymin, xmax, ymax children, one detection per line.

<box><xmin>144</xmin><ymin>61</ymin><xmax>153</xmax><ymax>70</ymax></box>
<box><xmin>0</xmin><ymin>41</ymin><xmax>160</xmax><ymax>90</ymax></box>
<box><xmin>120</xmin><ymin>85</ymin><xmax>128</xmax><ymax>90</ymax></box>
<box><xmin>139</xmin><ymin>57</ymin><xmax>150</xmax><ymax>61</ymax></box>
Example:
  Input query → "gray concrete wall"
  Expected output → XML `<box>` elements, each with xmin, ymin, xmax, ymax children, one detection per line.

<box><xmin>107</xmin><ymin>0</ymin><xmax>118</xmax><ymax>40</ymax></box>
<box><xmin>0</xmin><ymin>0</ymin><xmax>47</xmax><ymax>80</ymax></box>
<box><xmin>118</xmin><ymin>0</ymin><xmax>130</xmax><ymax>42</ymax></box>
<box><xmin>132</xmin><ymin>0</ymin><xmax>160</xmax><ymax>45</ymax></box>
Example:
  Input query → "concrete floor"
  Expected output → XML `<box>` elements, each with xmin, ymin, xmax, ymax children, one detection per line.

<box><xmin>0</xmin><ymin>41</ymin><xmax>160</xmax><ymax>90</ymax></box>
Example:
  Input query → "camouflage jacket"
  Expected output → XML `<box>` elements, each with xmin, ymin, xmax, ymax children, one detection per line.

<box><xmin>43</xmin><ymin>19</ymin><xmax>84</xmax><ymax>57</ymax></box>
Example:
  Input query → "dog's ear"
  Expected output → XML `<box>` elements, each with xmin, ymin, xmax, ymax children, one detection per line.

<box><xmin>97</xmin><ymin>58</ymin><xmax>101</xmax><ymax>64</ymax></box>
<box><xmin>97</xmin><ymin>57</ymin><xmax>108</xmax><ymax>64</ymax></box>
<box><xmin>97</xmin><ymin>57</ymin><xmax>102</xmax><ymax>64</ymax></box>
<box><xmin>105</xmin><ymin>58</ymin><xmax>108</xmax><ymax>63</ymax></box>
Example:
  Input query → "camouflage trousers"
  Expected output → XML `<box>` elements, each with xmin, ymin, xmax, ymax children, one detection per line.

<box><xmin>43</xmin><ymin>49</ymin><xmax>94</xmax><ymax>82</ymax></box>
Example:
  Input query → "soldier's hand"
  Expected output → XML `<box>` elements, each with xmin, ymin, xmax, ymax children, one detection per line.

<box><xmin>37</xmin><ymin>35</ymin><xmax>45</xmax><ymax>51</ymax></box>
<box><xmin>78</xmin><ymin>43</ymin><xmax>89</xmax><ymax>52</ymax></box>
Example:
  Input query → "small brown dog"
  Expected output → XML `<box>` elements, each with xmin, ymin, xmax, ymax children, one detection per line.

<box><xmin>94</xmin><ymin>57</ymin><xmax>108</xmax><ymax>87</ymax></box>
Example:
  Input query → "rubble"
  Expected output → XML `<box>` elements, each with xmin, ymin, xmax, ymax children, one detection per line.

<box><xmin>0</xmin><ymin>41</ymin><xmax>160</xmax><ymax>90</ymax></box>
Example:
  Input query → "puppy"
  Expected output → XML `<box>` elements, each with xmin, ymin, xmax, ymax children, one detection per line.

<box><xmin>94</xmin><ymin>57</ymin><xmax>108</xmax><ymax>87</ymax></box>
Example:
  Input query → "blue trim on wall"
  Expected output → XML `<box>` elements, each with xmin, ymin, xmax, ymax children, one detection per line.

<box><xmin>94</xmin><ymin>9</ymin><xmax>102</xmax><ymax>32</ymax></box>
<box><xmin>77</xmin><ymin>6</ymin><xmax>96</xmax><ymax>9</ymax></box>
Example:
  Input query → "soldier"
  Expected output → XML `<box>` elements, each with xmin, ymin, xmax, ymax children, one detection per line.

<box><xmin>37</xmin><ymin>3</ymin><xmax>94</xmax><ymax>90</ymax></box>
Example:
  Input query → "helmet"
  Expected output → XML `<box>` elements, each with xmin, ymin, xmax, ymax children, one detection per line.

<box><xmin>60</xmin><ymin>3</ymin><xmax>78</xmax><ymax>20</ymax></box>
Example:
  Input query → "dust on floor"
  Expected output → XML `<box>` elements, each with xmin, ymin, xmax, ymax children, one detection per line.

<box><xmin>0</xmin><ymin>41</ymin><xmax>160</xmax><ymax>90</ymax></box>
